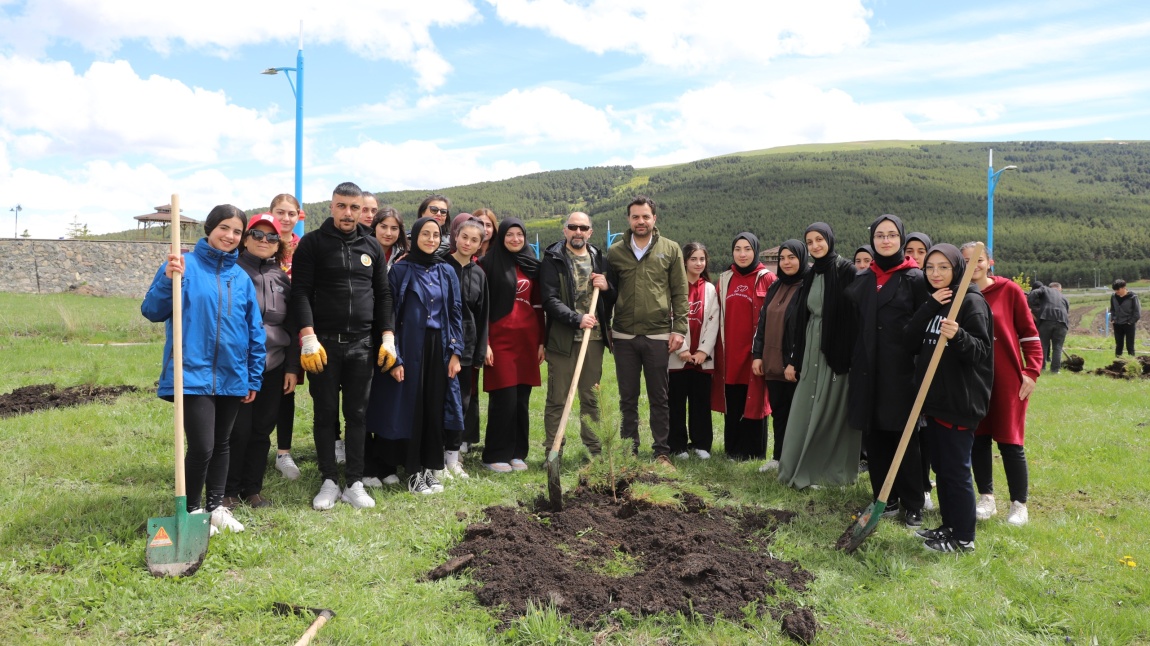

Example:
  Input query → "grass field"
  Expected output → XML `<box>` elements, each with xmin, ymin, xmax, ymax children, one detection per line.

<box><xmin>1</xmin><ymin>293</ymin><xmax>1148</xmax><ymax>644</ymax></box>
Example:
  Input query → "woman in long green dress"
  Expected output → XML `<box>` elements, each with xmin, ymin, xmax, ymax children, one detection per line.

<box><xmin>778</xmin><ymin>222</ymin><xmax>860</xmax><ymax>489</ymax></box>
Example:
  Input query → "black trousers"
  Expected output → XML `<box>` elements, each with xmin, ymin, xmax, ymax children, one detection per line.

<box><xmin>483</xmin><ymin>384</ymin><xmax>532</xmax><ymax>464</ymax></box>
<box><xmin>308</xmin><ymin>333</ymin><xmax>374</xmax><ymax>485</ymax></box>
<box><xmin>463</xmin><ymin>367</ymin><xmax>482</xmax><ymax>445</ymax></box>
<box><xmin>765</xmin><ymin>380</ymin><xmax>796</xmax><ymax>462</ymax></box>
<box><xmin>971</xmin><ymin>435</ymin><xmax>1029</xmax><ymax>503</ymax></box>
<box><xmin>668</xmin><ymin>369</ymin><xmax>713</xmax><ymax>454</ymax></box>
<box><xmin>276</xmin><ymin>388</ymin><xmax>295</xmax><ymax>451</ymax></box>
<box><xmin>182</xmin><ymin>394</ymin><xmax>242</xmax><ymax>512</ymax></box>
<box><xmin>1038</xmin><ymin>320</ymin><xmax>1068</xmax><ymax>372</ymax></box>
<box><xmin>1114</xmin><ymin>323</ymin><xmax>1136</xmax><ymax>356</ymax></box>
<box><xmin>226</xmin><ymin>366</ymin><xmax>284</xmax><ymax>498</ymax></box>
<box><xmin>926</xmin><ymin>417</ymin><xmax>976</xmax><ymax>542</ymax></box>
<box><xmin>864</xmin><ymin>428</ymin><xmax>925</xmax><ymax>512</ymax></box>
<box><xmin>723</xmin><ymin>384</ymin><xmax>766</xmax><ymax>460</ymax></box>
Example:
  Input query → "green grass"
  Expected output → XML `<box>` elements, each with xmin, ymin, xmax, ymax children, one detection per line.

<box><xmin>1</xmin><ymin>294</ymin><xmax>1148</xmax><ymax>644</ymax></box>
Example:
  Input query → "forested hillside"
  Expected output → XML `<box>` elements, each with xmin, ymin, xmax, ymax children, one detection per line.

<box><xmin>118</xmin><ymin>140</ymin><xmax>1150</xmax><ymax>286</ymax></box>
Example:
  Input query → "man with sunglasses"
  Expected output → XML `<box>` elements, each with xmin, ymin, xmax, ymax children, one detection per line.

<box><xmin>290</xmin><ymin>181</ymin><xmax>395</xmax><ymax>511</ymax></box>
<box><xmin>417</xmin><ymin>194</ymin><xmax>453</xmax><ymax>259</ymax></box>
<box><xmin>540</xmin><ymin>212</ymin><xmax>616</xmax><ymax>458</ymax></box>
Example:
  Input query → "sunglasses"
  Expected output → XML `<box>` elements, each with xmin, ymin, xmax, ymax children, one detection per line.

<box><xmin>247</xmin><ymin>230</ymin><xmax>281</xmax><ymax>243</ymax></box>
<box><xmin>566</xmin><ymin>224</ymin><xmax>591</xmax><ymax>232</ymax></box>
<box><xmin>428</xmin><ymin>206</ymin><xmax>449</xmax><ymax>216</ymax></box>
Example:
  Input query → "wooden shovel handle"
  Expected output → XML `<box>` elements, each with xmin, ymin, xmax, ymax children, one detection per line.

<box><xmin>295</xmin><ymin>611</ymin><xmax>333</xmax><ymax>646</ymax></box>
<box><xmin>877</xmin><ymin>242</ymin><xmax>984</xmax><ymax>504</ymax></box>
<box><xmin>549</xmin><ymin>288</ymin><xmax>601</xmax><ymax>455</ymax></box>
<box><xmin>170</xmin><ymin>194</ymin><xmax>185</xmax><ymax>498</ymax></box>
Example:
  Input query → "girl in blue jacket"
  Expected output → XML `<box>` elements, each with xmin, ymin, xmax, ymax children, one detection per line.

<box><xmin>142</xmin><ymin>205</ymin><xmax>266</xmax><ymax>535</ymax></box>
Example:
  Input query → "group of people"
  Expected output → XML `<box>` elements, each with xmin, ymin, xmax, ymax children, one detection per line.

<box><xmin>145</xmin><ymin>188</ymin><xmax>1069</xmax><ymax>554</ymax></box>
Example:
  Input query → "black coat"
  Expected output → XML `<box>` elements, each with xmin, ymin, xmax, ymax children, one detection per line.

<box><xmin>289</xmin><ymin>218</ymin><xmax>393</xmax><ymax>336</ymax></box>
<box><xmin>447</xmin><ymin>255</ymin><xmax>490</xmax><ymax>367</ymax></box>
<box><xmin>540</xmin><ymin>240</ymin><xmax>616</xmax><ymax>356</ymax></box>
<box><xmin>845</xmin><ymin>267</ymin><xmax>930</xmax><ymax>432</ymax></box>
<box><xmin>789</xmin><ymin>255</ymin><xmax>857</xmax><ymax>374</ymax></box>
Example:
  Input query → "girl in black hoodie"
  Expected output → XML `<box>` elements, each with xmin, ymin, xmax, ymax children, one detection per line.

<box><xmin>907</xmin><ymin>244</ymin><xmax>993</xmax><ymax>553</ymax></box>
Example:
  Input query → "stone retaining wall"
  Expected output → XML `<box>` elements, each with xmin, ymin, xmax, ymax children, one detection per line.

<box><xmin>0</xmin><ymin>239</ymin><xmax>194</xmax><ymax>298</ymax></box>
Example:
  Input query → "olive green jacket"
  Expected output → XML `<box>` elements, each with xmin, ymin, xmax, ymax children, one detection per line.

<box><xmin>606</xmin><ymin>228</ymin><xmax>689</xmax><ymax>337</ymax></box>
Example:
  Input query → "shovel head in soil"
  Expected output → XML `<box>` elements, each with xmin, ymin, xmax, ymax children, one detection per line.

<box><xmin>146</xmin><ymin>495</ymin><xmax>211</xmax><ymax>577</ymax></box>
<box><xmin>546</xmin><ymin>453</ymin><xmax>563</xmax><ymax>511</ymax></box>
<box><xmin>841</xmin><ymin>499</ymin><xmax>886</xmax><ymax>554</ymax></box>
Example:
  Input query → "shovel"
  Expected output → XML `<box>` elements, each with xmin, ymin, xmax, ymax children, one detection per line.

<box><xmin>546</xmin><ymin>287</ymin><xmax>600</xmax><ymax>511</ymax></box>
<box><xmin>146</xmin><ymin>194</ymin><xmax>212</xmax><ymax>576</ymax></box>
<box><xmin>840</xmin><ymin>242</ymin><xmax>983</xmax><ymax>554</ymax></box>
<box><xmin>274</xmin><ymin>602</ymin><xmax>336</xmax><ymax>646</ymax></box>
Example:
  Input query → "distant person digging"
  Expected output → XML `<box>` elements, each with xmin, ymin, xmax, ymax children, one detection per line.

<box><xmin>1028</xmin><ymin>281</ymin><xmax>1070</xmax><ymax>373</ymax></box>
<box><xmin>1109</xmin><ymin>279</ymin><xmax>1141</xmax><ymax>358</ymax></box>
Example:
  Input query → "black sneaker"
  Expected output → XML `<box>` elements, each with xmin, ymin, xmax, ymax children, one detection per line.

<box><xmin>904</xmin><ymin>508</ymin><xmax>923</xmax><ymax>528</ymax></box>
<box><xmin>880</xmin><ymin>501</ymin><xmax>901</xmax><ymax>519</ymax></box>
<box><xmin>924</xmin><ymin>536</ymin><xmax>974</xmax><ymax>553</ymax></box>
<box><xmin>915</xmin><ymin>525</ymin><xmax>950</xmax><ymax>541</ymax></box>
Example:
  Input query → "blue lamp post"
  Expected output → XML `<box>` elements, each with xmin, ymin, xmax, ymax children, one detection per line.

<box><xmin>605</xmin><ymin>220</ymin><xmax>623</xmax><ymax>248</ymax></box>
<box><xmin>262</xmin><ymin>26</ymin><xmax>305</xmax><ymax>239</ymax></box>
<box><xmin>987</xmin><ymin>148</ymin><xmax>1017</xmax><ymax>265</ymax></box>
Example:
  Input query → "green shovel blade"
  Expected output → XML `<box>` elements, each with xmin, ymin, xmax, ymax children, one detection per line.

<box><xmin>146</xmin><ymin>496</ymin><xmax>211</xmax><ymax>577</ymax></box>
<box><xmin>841</xmin><ymin>499</ymin><xmax>886</xmax><ymax>554</ymax></box>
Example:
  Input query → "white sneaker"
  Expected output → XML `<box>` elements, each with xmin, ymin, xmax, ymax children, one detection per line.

<box><xmin>341</xmin><ymin>482</ymin><xmax>376</xmax><ymax>509</ymax></box>
<box><xmin>674</xmin><ymin>451</ymin><xmax>690</xmax><ymax>459</ymax></box>
<box><xmin>923</xmin><ymin>491</ymin><xmax>935</xmax><ymax>511</ymax></box>
<box><xmin>975</xmin><ymin>493</ymin><xmax>997</xmax><ymax>521</ymax></box>
<box><xmin>382</xmin><ymin>474</ymin><xmax>400</xmax><ymax>485</ymax></box>
<box><xmin>447</xmin><ymin>461</ymin><xmax>470</xmax><ymax>479</ymax></box>
<box><xmin>459</xmin><ymin>442</ymin><xmax>469</xmax><ymax>454</ymax></box>
<box><xmin>361</xmin><ymin>477</ymin><xmax>384</xmax><ymax>488</ymax></box>
<box><xmin>312</xmin><ymin>479</ymin><xmax>341</xmax><ymax>511</ymax></box>
<box><xmin>210</xmin><ymin>506</ymin><xmax>245</xmax><ymax>533</ymax></box>
<box><xmin>334</xmin><ymin>440</ymin><xmax>346</xmax><ymax>464</ymax></box>
<box><xmin>694</xmin><ymin>449</ymin><xmax>711</xmax><ymax>460</ymax></box>
<box><xmin>424</xmin><ymin>469</ymin><xmax>445</xmax><ymax>493</ymax></box>
<box><xmin>435</xmin><ymin>467</ymin><xmax>454</xmax><ymax>482</ymax></box>
<box><xmin>1006</xmin><ymin>501</ymin><xmax>1029</xmax><ymax>526</ymax></box>
<box><xmin>275</xmin><ymin>452</ymin><xmax>301</xmax><ymax>480</ymax></box>
<box><xmin>190</xmin><ymin>508</ymin><xmax>218</xmax><ymax>537</ymax></box>
<box><xmin>758</xmin><ymin>459</ymin><xmax>780</xmax><ymax>473</ymax></box>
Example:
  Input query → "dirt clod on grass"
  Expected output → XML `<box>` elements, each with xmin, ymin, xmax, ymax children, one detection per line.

<box><xmin>781</xmin><ymin>607</ymin><xmax>818</xmax><ymax>644</ymax></box>
<box><xmin>0</xmin><ymin>383</ymin><xmax>138</xmax><ymax>418</ymax></box>
<box><xmin>430</xmin><ymin>480</ymin><xmax>814</xmax><ymax>638</ymax></box>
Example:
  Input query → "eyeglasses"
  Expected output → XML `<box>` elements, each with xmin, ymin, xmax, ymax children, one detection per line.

<box><xmin>428</xmin><ymin>206</ymin><xmax>449</xmax><ymax>216</ymax></box>
<box><xmin>248</xmin><ymin>230</ymin><xmax>281</xmax><ymax>243</ymax></box>
<box><xmin>566</xmin><ymin>224</ymin><xmax>591</xmax><ymax>232</ymax></box>
<box><xmin>874</xmin><ymin>233</ymin><xmax>901</xmax><ymax>241</ymax></box>
<box><xmin>923</xmin><ymin>265</ymin><xmax>952</xmax><ymax>274</ymax></box>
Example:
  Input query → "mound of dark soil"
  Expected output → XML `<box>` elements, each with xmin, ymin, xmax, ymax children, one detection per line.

<box><xmin>1092</xmin><ymin>356</ymin><xmax>1150</xmax><ymax>379</ymax></box>
<box><xmin>430</xmin><ymin>482</ymin><xmax>815</xmax><ymax>640</ymax></box>
<box><xmin>0</xmin><ymin>383</ymin><xmax>138</xmax><ymax>418</ymax></box>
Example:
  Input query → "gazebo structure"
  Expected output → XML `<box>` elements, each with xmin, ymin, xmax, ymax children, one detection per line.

<box><xmin>759</xmin><ymin>245</ymin><xmax>780</xmax><ymax>274</ymax></box>
<box><xmin>134</xmin><ymin>204</ymin><xmax>201</xmax><ymax>240</ymax></box>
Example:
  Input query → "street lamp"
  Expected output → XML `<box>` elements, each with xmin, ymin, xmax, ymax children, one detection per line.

<box><xmin>262</xmin><ymin>23</ymin><xmax>305</xmax><ymax>239</ymax></box>
<box><xmin>987</xmin><ymin>148</ymin><xmax>1017</xmax><ymax>265</ymax></box>
<box><xmin>10</xmin><ymin>204</ymin><xmax>21</xmax><ymax>238</ymax></box>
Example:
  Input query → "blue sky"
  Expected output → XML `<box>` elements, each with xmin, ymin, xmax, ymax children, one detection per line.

<box><xmin>1</xmin><ymin>0</ymin><xmax>1148</xmax><ymax>237</ymax></box>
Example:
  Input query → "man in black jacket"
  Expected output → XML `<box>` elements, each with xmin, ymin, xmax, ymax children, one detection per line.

<box><xmin>1028</xmin><ymin>281</ymin><xmax>1070</xmax><ymax>372</ymax></box>
<box><xmin>1110</xmin><ymin>279</ymin><xmax>1141</xmax><ymax>357</ymax></box>
<box><xmin>290</xmin><ymin>181</ymin><xmax>395</xmax><ymax>511</ymax></box>
<box><xmin>540</xmin><ymin>212</ymin><xmax>615</xmax><ymax>458</ymax></box>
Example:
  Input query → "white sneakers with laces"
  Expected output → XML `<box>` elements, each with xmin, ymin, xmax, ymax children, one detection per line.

<box><xmin>361</xmin><ymin>477</ymin><xmax>384</xmax><ymax>488</ymax></box>
<box><xmin>313</xmin><ymin>479</ymin><xmax>341</xmax><ymax>510</ymax></box>
<box><xmin>210</xmin><ymin>506</ymin><xmax>245</xmax><ymax>533</ymax></box>
<box><xmin>275</xmin><ymin>452</ymin><xmax>301</xmax><ymax>480</ymax></box>
<box><xmin>758</xmin><ymin>459</ymin><xmax>780</xmax><ymax>473</ymax></box>
<box><xmin>1006</xmin><ymin>501</ymin><xmax>1029</xmax><ymax>526</ymax></box>
<box><xmin>341</xmin><ymin>482</ymin><xmax>376</xmax><ymax>509</ymax></box>
<box><xmin>975</xmin><ymin>493</ymin><xmax>997</xmax><ymax>520</ymax></box>
<box><xmin>694</xmin><ymin>449</ymin><xmax>711</xmax><ymax>460</ymax></box>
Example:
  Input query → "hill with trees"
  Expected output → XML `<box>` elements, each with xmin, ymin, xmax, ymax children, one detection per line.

<box><xmin>103</xmin><ymin>140</ymin><xmax>1150</xmax><ymax>285</ymax></box>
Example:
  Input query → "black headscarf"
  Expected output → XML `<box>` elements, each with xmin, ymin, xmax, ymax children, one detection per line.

<box><xmin>405</xmin><ymin>217</ymin><xmax>444</xmax><ymax>267</ymax></box>
<box><xmin>791</xmin><ymin>222</ymin><xmax>857</xmax><ymax>374</ymax></box>
<box><xmin>924</xmin><ymin>243</ymin><xmax>966</xmax><ymax>293</ymax></box>
<box><xmin>906</xmin><ymin>232</ymin><xmax>933</xmax><ymax>251</ymax></box>
<box><xmin>481</xmin><ymin>218</ymin><xmax>540</xmax><ymax>321</ymax></box>
<box><xmin>869</xmin><ymin>214</ymin><xmax>907</xmax><ymax>272</ymax></box>
<box><xmin>775</xmin><ymin>239</ymin><xmax>808</xmax><ymax>287</ymax></box>
<box><xmin>732</xmin><ymin>232</ymin><xmax>762</xmax><ymax>276</ymax></box>
<box><xmin>854</xmin><ymin>245</ymin><xmax>874</xmax><ymax>262</ymax></box>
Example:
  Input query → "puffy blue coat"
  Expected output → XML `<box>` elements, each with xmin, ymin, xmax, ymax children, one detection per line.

<box><xmin>142</xmin><ymin>238</ymin><xmax>266</xmax><ymax>398</ymax></box>
<box><xmin>367</xmin><ymin>260</ymin><xmax>464</xmax><ymax>440</ymax></box>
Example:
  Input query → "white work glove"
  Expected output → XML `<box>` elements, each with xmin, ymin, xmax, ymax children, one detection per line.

<box><xmin>300</xmin><ymin>334</ymin><xmax>327</xmax><ymax>373</ymax></box>
<box><xmin>378</xmin><ymin>332</ymin><xmax>398</xmax><ymax>372</ymax></box>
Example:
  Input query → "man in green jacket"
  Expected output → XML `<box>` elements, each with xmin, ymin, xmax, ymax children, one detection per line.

<box><xmin>606</xmin><ymin>195</ymin><xmax>689</xmax><ymax>467</ymax></box>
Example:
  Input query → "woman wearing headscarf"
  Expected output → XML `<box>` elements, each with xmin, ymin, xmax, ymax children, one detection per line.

<box><xmin>853</xmin><ymin>245</ymin><xmax>874</xmax><ymax>272</ymax></box>
<box><xmin>713</xmin><ymin>232</ymin><xmax>774</xmax><ymax>461</ymax></box>
<box><xmin>904</xmin><ymin>232</ymin><xmax>932</xmax><ymax>269</ymax></box>
<box><xmin>480</xmin><ymin>218</ymin><xmax>545</xmax><ymax>472</ymax></box>
<box><xmin>906</xmin><ymin>244</ymin><xmax>993</xmax><ymax>553</ymax></box>
<box><xmin>961</xmin><ymin>242</ymin><xmax>1041</xmax><ymax>527</ymax></box>
<box><xmin>845</xmin><ymin>214</ymin><xmax>931</xmax><ymax>527</ymax></box>
<box><xmin>752</xmin><ymin>239</ymin><xmax>808</xmax><ymax>472</ymax></box>
<box><xmin>777</xmin><ymin>223</ymin><xmax>859</xmax><ymax>489</ymax></box>
<box><xmin>370</xmin><ymin>217</ymin><xmax>464</xmax><ymax>495</ymax></box>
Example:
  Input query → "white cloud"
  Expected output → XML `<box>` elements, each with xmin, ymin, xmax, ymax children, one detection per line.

<box><xmin>328</xmin><ymin>139</ymin><xmax>541</xmax><ymax>191</ymax></box>
<box><xmin>488</xmin><ymin>0</ymin><xmax>871</xmax><ymax>69</ymax></box>
<box><xmin>0</xmin><ymin>55</ymin><xmax>273</xmax><ymax>163</ymax></box>
<box><xmin>0</xmin><ymin>0</ymin><xmax>481</xmax><ymax>90</ymax></box>
<box><xmin>462</xmin><ymin>87</ymin><xmax>619</xmax><ymax>148</ymax></box>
